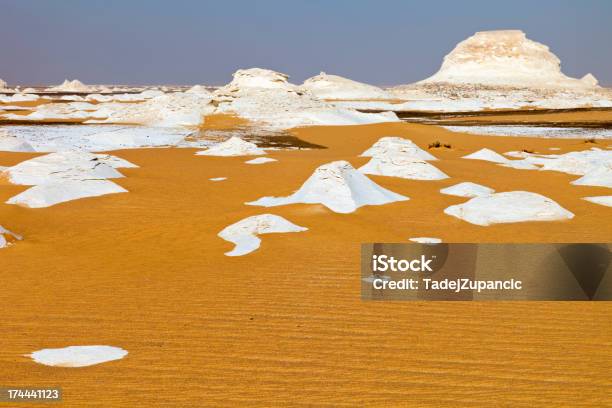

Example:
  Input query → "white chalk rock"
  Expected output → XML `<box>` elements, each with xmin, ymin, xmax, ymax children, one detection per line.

<box><xmin>247</xmin><ymin>160</ymin><xmax>408</xmax><ymax>213</ymax></box>
<box><xmin>49</xmin><ymin>79</ymin><xmax>92</xmax><ymax>93</ymax></box>
<box><xmin>0</xmin><ymin>225</ymin><xmax>22</xmax><ymax>249</ymax></box>
<box><xmin>444</xmin><ymin>191</ymin><xmax>574</xmax><ymax>226</ymax></box>
<box><xmin>571</xmin><ymin>164</ymin><xmax>612</xmax><ymax>188</ymax></box>
<box><xmin>409</xmin><ymin>237</ymin><xmax>442</xmax><ymax>244</ymax></box>
<box><xmin>583</xmin><ymin>196</ymin><xmax>612</xmax><ymax>207</ymax></box>
<box><xmin>359</xmin><ymin>155</ymin><xmax>449</xmax><ymax>180</ymax></box>
<box><xmin>2</xmin><ymin>151</ymin><xmax>132</xmax><ymax>185</ymax></box>
<box><xmin>0</xmin><ymin>78</ymin><xmax>7</xmax><ymax>90</ymax></box>
<box><xmin>302</xmin><ymin>72</ymin><xmax>391</xmax><ymax>100</ymax></box>
<box><xmin>29</xmin><ymin>345</ymin><xmax>128</xmax><ymax>367</ymax></box>
<box><xmin>185</xmin><ymin>85</ymin><xmax>212</xmax><ymax>95</ymax></box>
<box><xmin>218</xmin><ymin>214</ymin><xmax>307</xmax><ymax>256</ymax></box>
<box><xmin>245</xmin><ymin>157</ymin><xmax>277</xmax><ymax>164</ymax></box>
<box><xmin>360</xmin><ymin>137</ymin><xmax>437</xmax><ymax>161</ymax></box>
<box><xmin>419</xmin><ymin>30</ymin><xmax>597</xmax><ymax>89</ymax></box>
<box><xmin>196</xmin><ymin>137</ymin><xmax>266</xmax><ymax>157</ymax></box>
<box><xmin>209</xmin><ymin>177</ymin><xmax>227</xmax><ymax>181</ymax></box>
<box><xmin>462</xmin><ymin>148</ymin><xmax>509</xmax><ymax>163</ymax></box>
<box><xmin>7</xmin><ymin>180</ymin><xmax>127</xmax><ymax>208</ymax></box>
<box><xmin>440</xmin><ymin>182</ymin><xmax>495</xmax><ymax>197</ymax></box>
<box><xmin>0</xmin><ymin>129</ymin><xmax>35</xmax><ymax>152</ymax></box>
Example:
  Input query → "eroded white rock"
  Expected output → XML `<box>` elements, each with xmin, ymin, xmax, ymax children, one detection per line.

<box><xmin>360</xmin><ymin>137</ymin><xmax>437</xmax><ymax>161</ymax></box>
<box><xmin>196</xmin><ymin>137</ymin><xmax>266</xmax><ymax>157</ymax></box>
<box><xmin>462</xmin><ymin>148</ymin><xmax>509</xmax><ymax>164</ymax></box>
<box><xmin>245</xmin><ymin>157</ymin><xmax>277</xmax><ymax>164</ymax></box>
<box><xmin>0</xmin><ymin>225</ymin><xmax>22</xmax><ymax>249</ymax></box>
<box><xmin>409</xmin><ymin>237</ymin><xmax>442</xmax><ymax>244</ymax></box>
<box><xmin>444</xmin><ymin>191</ymin><xmax>574</xmax><ymax>226</ymax></box>
<box><xmin>218</xmin><ymin>214</ymin><xmax>307</xmax><ymax>256</ymax></box>
<box><xmin>7</xmin><ymin>180</ymin><xmax>127</xmax><ymax>208</ymax></box>
<box><xmin>583</xmin><ymin>196</ymin><xmax>612</xmax><ymax>207</ymax></box>
<box><xmin>247</xmin><ymin>160</ymin><xmax>408</xmax><ymax>213</ymax></box>
<box><xmin>302</xmin><ymin>72</ymin><xmax>391</xmax><ymax>100</ymax></box>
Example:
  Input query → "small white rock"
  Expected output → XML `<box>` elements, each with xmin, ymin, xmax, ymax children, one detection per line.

<box><xmin>29</xmin><ymin>345</ymin><xmax>128</xmax><ymax>367</ymax></box>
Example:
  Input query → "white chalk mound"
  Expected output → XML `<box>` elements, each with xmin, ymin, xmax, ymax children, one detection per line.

<box><xmin>440</xmin><ymin>182</ymin><xmax>495</xmax><ymax>197</ymax></box>
<box><xmin>571</xmin><ymin>164</ymin><xmax>612</xmax><ymax>188</ymax></box>
<box><xmin>245</xmin><ymin>157</ymin><xmax>277</xmax><ymax>164</ymax></box>
<box><xmin>29</xmin><ymin>345</ymin><xmax>128</xmax><ymax>367</ymax></box>
<box><xmin>218</xmin><ymin>214</ymin><xmax>307</xmax><ymax>256</ymax></box>
<box><xmin>209</xmin><ymin>177</ymin><xmax>227</xmax><ymax>181</ymax></box>
<box><xmin>196</xmin><ymin>137</ymin><xmax>266</xmax><ymax>157</ymax></box>
<box><xmin>420</xmin><ymin>30</ymin><xmax>597</xmax><ymax>89</ymax></box>
<box><xmin>7</xmin><ymin>180</ymin><xmax>127</xmax><ymax>208</ymax></box>
<box><xmin>185</xmin><ymin>84</ymin><xmax>212</xmax><ymax>95</ymax></box>
<box><xmin>49</xmin><ymin>79</ymin><xmax>92</xmax><ymax>93</ymax></box>
<box><xmin>360</xmin><ymin>137</ymin><xmax>437</xmax><ymax>161</ymax></box>
<box><xmin>247</xmin><ymin>160</ymin><xmax>408</xmax><ymax>213</ymax></box>
<box><xmin>0</xmin><ymin>225</ymin><xmax>22</xmax><ymax>249</ymax></box>
<box><xmin>444</xmin><ymin>191</ymin><xmax>574</xmax><ymax>226</ymax></box>
<box><xmin>462</xmin><ymin>148</ymin><xmax>509</xmax><ymax>163</ymax></box>
<box><xmin>359</xmin><ymin>137</ymin><xmax>447</xmax><ymax>180</ymax></box>
<box><xmin>302</xmin><ymin>72</ymin><xmax>391</xmax><ymax>100</ymax></box>
<box><xmin>583</xmin><ymin>196</ymin><xmax>612</xmax><ymax>207</ymax></box>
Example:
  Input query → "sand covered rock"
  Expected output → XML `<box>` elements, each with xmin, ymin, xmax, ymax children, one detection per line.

<box><xmin>583</xmin><ymin>196</ymin><xmax>612</xmax><ymax>207</ymax></box>
<box><xmin>218</xmin><ymin>214</ymin><xmax>308</xmax><ymax>256</ymax></box>
<box><xmin>462</xmin><ymin>148</ymin><xmax>510</xmax><ymax>164</ymax></box>
<box><xmin>29</xmin><ymin>345</ymin><xmax>128</xmax><ymax>367</ymax></box>
<box><xmin>444</xmin><ymin>191</ymin><xmax>574</xmax><ymax>226</ymax></box>
<box><xmin>247</xmin><ymin>160</ymin><xmax>408</xmax><ymax>213</ymax></box>
<box><xmin>302</xmin><ymin>72</ymin><xmax>391</xmax><ymax>100</ymax></box>
<box><xmin>419</xmin><ymin>30</ymin><xmax>596</xmax><ymax>89</ymax></box>
<box><xmin>7</xmin><ymin>180</ymin><xmax>127</xmax><ymax>208</ymax></box>
<box><xmin>0</xmin><ymin>225</ymin><xmax>22</xmax><ymax>249</ymax></box>
<box><xmin>213</xmin><ymin>68</ymin><xmax>399</xmax><ymax>130</ymax></box>
<box><xmin>49</xmin><ymin>79</ymin><xmax>92</xmax><ymax>93</ymax></box>
<box><xmin>96</xmin><ymin>92</ymin><xmax>214</xmax><ymax>127</ymax></box>
<box><xmin>440</xmin><ymin>182</ymin><xmax>495</xmax><ymax>197</ymax></box>
<box><xmin>196</xmin><ymin>137</ymin><xmax>266</xmax><ymax>157</ymax></box>
<box><xmin>245</xmin><ymin>157</ymin><xmax>277</xmax><ymax>164</ymax></box>
<box><xmin>360</xmin><ymin>137</ymin><xmax>437</xmax><ymax>161</ymax></box>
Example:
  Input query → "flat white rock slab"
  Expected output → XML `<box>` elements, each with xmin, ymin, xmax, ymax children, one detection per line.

<box><xmin>409</xmin><ymin>237</ymin><xmax>442</xmax><ymax>244</ymax></box>
<box><xmin>440</xmin><ymin>182</ymin><xmax>495</xmax><ymax>197</ymax></box>
<box><xmin>247</xmin><ymin>160</ymin><xmax>408</xmax><ymax>213</ymax></box>
<box><xmin>209</xmin><ymin>177</ymin><xmax>227</xmax><ymax>181</ymax></box>
<box><xmin>444</xmin><ymin>191</ymin><xmax>574</xmax><ymax>226</ymax></box>
<box><xmin>583</xmin><ymin>196</ymin><xmax>612</xmax><ymax>207</ymax></box>
<box><xmin>29</xmin><ymin>345</ymin><xmax>128</xmax><ymax>367</ymax></box>
<box><xmin>245</xmin><ymin>157</ymin><xmax>277</xmax><ymax>164</ymax></box>
<box><xmin>218</xmin><ymin>214</ymin><xmax>307</xmax><ymax>256</ymax></box>
<box><xmin>196</xmin><ymin>137</ymin><xmax>266</xmax><ymax>157</ymax></box>
<box><xmin>7</xmin><ymin>180</ymin><xmax>127</xmax><ymax>208</ymax></box>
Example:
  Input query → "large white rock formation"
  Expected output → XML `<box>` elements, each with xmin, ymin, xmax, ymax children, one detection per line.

<box><xmin>440</xmin><ymin>182</ymin><xmax>495</xmax><ymax>197</ymax></box>
<box><xmin>196</xmin><ymin>137</ymin><xmax>266</xmax><ymax>156</ymax></box>
<box><xmin>302</xmin><ymin>72</ymin><xmax>391</xmax><ymax>100</ymax></box>
<box><xmin>49</xmin><ymin>79</ymin><xmax>92</xmax><ymax>93</ymax></box>
<box><xmin>419</xmin><ymin>30</ymin><xmax>597</xmax><ymax>89</ymax></box>
<box><xmin>247</xmin><ymin>160</ymin><xmax>408</xmax><ymax>213</ymax></box>
<box><xmin>444</xmin><ymin>191</ymin><xmax>574</xmax><ymax>226</ymax></box>
<box><xmin>218</xmin><ymin>214</ymin><xmax>308</xmax><ymax>256</ymax></box>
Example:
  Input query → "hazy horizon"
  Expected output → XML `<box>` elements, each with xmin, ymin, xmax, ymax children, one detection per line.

<box><xmin>2</xmin><ymin>0</ymin><xmax>611</xmax><ymax>87</ymax></box>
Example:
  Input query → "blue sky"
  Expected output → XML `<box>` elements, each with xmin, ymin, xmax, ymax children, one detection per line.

<box><xmin>1</xmin><ymin>0</ymin><xmax>611</xmax><ymax>86</ymax></box>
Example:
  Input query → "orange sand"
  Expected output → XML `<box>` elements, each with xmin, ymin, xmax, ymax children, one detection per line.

<box><xmin>0</xmin><ymin>122</ymin><xmax>610</xmax><ymax>406</ymax></box>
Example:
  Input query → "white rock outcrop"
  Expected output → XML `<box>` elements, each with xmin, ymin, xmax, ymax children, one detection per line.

<box><xmin>247</xmin><ymin>160</ymin><xmax>408</xmax><ymax>213</ymax></box>
<box><xmin>0</xmin><ymin>78</ymin><xmax>7</xmax><ymax>90</ymax></box>
<box><xmin>571</xmin><ymin>164</ymin><xmax>612</xmax><ymax>188</ymax></box>
<box><xmin>29</xmin><ymin>345</ymin><xmax>128</xmax><ymax>367</ymax></box>
<box><xmin>440</xmin><ymin>182</ymin><xmax>495</xmax><ymax>197</ymax></box>
<box><xmin>0</xmin><ymin>129</ymin><xmax>35</xmax><ymax>152</ymax></box>
<box><xmin>360</xmin><ymin>137</ymin><xmax>437</xmax><ymax>161</ymax></box>
<box><xmin>444</xmin><ymin>191</ymin><xmax>574</xmax><ymax>226</ymax></box>
<box><xmin>302</xmin><ymin>72</ymin><xmax>391</xmax><ymax>100</ymax></box>
<box><xmin>218</xmin><ymin>214</ymin><xmax>307</xmax><ymax>256</ymax></box>
<box><xmin>245</xmin><ymin>157</ymin><xmax>277</xmax><ymax>164</ymax></box>
<box><xmin>196</xmin><ymin>137</ymin><xmax>266</xmax><ymax>156</ymax></box>
<box><xmin>462</xmin><ymin>148</ymin><xmax>509</xmax><ymax>164</ymax></box>
<box><xmin>419</xmin><ymin>30</ymin><xmax>597</xmax><ymax>89</ymax></box>
<box><xmin>409</xmin><ymin>237</ymin><xmax>442</xmax><ymax>244</ymax></box>
<box><xmin>583</xmin><ymin>196</ymin><xmax>612</xmax><ymax>207</ymax></box>
<box><xmin>49</xmin><ymin>79</ymin><xmax>92</xmax><ymax>93</ymax></box>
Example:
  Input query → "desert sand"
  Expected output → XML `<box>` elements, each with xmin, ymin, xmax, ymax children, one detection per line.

<box><xmin>0</xmin><ymin>120</ymin><xmax>610</xmax><ymax>406</ymax></box>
